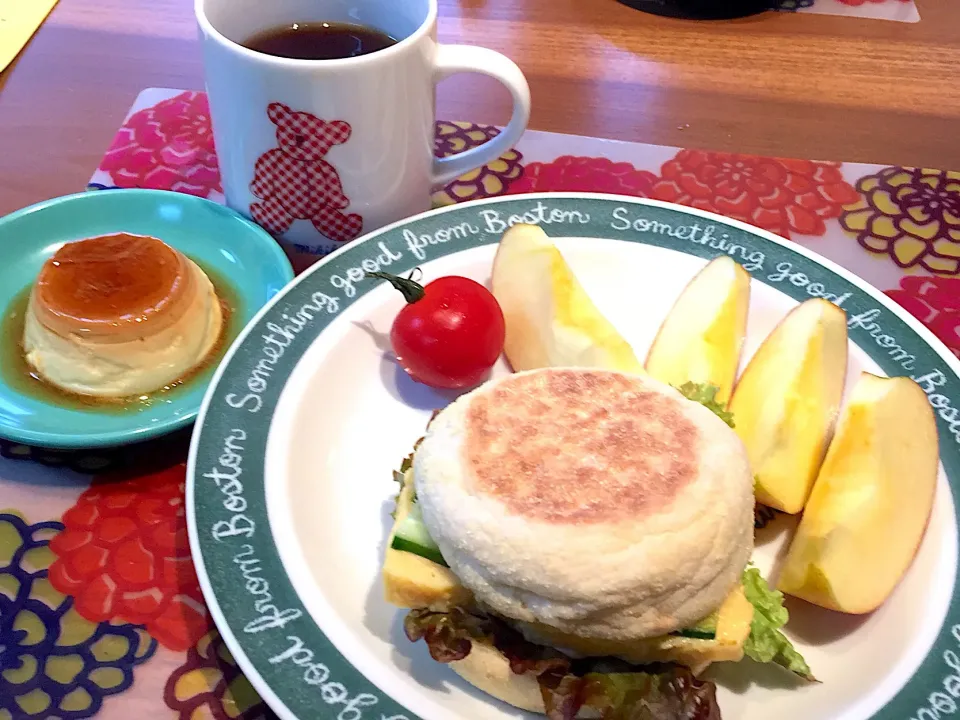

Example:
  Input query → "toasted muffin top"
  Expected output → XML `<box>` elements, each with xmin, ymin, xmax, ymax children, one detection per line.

<box><xmin>464</xmin><ymin>369</ymin><xmax>698</xmax><ymax>524</ymax></box>
<box><xmin>414</xmin><ymin>367</ymin><xmax>755</xmax><ymax>642</ymax></box>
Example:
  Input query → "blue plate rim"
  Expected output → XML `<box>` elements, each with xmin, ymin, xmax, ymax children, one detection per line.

<box><xmin>0</xmin><ymin>188</ymin><xmax>294</xmax><ymax>449</ymax></box>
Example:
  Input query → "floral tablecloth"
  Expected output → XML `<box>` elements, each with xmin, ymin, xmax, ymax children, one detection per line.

<box><xmin>2</xmin><ymin>86</ymin><xmax>957</xmax><ymax>719</ymax></box>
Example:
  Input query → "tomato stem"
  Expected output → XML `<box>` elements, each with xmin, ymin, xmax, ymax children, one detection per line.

<box><xmin>367</xmin><ymin>271</ymin><xmax>425</xmax><ymax>304</ymax></box>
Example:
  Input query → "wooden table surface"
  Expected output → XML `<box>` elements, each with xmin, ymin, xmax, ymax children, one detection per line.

<box><xmin>0</xmin><ymin>0</ymin><xmax>956</xmax><ymax>217</ymax></box>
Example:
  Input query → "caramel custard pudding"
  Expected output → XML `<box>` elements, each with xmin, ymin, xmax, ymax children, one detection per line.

<box><xmin>23</xmin><ymin>233</ymin><xmax>224</xmax><ymax>398</ymax></box>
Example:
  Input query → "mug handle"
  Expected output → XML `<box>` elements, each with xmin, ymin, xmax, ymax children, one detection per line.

<box><xmin>431</xmin><ymin>45</ymin><xmax>532</xmax><ymax>187</ymax></box>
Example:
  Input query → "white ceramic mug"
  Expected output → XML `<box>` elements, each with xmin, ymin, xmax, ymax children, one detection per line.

<box><xmin>195</xmin><ymin>0</ymin><xmax>531</xmax><ymax>267</ymax></box>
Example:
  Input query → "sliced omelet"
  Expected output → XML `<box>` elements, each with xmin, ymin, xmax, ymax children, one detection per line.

<box><xmin>383</xmin><ymin>471</ymin><xmax>472</xmax><ymax>611</ymax></box>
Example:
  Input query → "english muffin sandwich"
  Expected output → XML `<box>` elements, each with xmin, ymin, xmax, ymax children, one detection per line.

<box><xmin>383</xmin><ymin>368</ymin><xmax>811</xmax><ymax>719</ymax></box>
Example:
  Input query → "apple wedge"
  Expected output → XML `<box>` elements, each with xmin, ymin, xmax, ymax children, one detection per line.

<box><xmin>491</xmin><ymin>223</ymin><xmax>643</xmax><ymax>373</ymax></box>
<box><xmin>645</xmin><ymin>257</ymin><xmax>751</xmax><ymax>404</ymax></box>
<box><xmin>728</xmin><ymin>298</ymin><xmax>848</xmax><ymax>514</ymax></box>
<box><xmin>777</xmin><ymin>373</ymin><xmax>938</xmax><ymax>613</ymax></box>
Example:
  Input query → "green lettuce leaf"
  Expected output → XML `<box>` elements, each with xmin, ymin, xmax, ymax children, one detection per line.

<box><xmin>390</xmin><ymin>412</ymin><xmax>442</xmax><ymax>517</ymax></box>
<box><xmin>404</xmin><ymin>607</ymin><xmax>490</xmax><ymax>663</ymax></box>
<box><xmin>675</xmin><ymin>382</ymin><xmax>735</xmax><ymax>428</ymax></box>
<box><xmin>741</xmin><ymin>568</ymin><xmax>816</xmax><ymax>682</ymax></box>
<box><xmin>575</xmin><ymin>669</ymin><xmax>721</xmax><ymax>720</ymax></box>
<box><xmin>390</xmin><ymin>435</ymin><xmax>427</xmax><ymax>519</ymax></box>
<box><xmin>404</xmin><ymin>608</ymin><xmax>722</xmax><ymax>719</ymax></box>
<box><xmin>389</xmin><ymin>458</ymin><xmax>412</xmax><ymax>520</ymax></box>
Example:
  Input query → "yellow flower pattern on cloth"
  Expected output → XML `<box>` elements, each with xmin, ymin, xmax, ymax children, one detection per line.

<box><xmin>0</xmin><ymin>511</ymin><xmax>157</xmax><ymax>719</ymax></box>
<box><xmin>431</xmin><ymin>121</ymin><xmax>525</xmax><ymax>207</ymax></box>
<box><xmin>840</xmin><ymin>166</ymin><xmax>960</xmax><ymax>274</ymax></box>
<box><xmin>164</xmin><ymin>628</ymin><xmax>274</xmax><ymax>719</ymax></box>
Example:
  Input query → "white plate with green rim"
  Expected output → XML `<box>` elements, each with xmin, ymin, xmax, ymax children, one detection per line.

<box><xmin>187</xmin><ymin>193</ymin><xmax>960</xmax><ymax>720</ymax></box>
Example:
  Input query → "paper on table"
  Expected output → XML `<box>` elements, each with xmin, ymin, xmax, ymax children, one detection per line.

<box><xmin>0</xmin><ymin>0</ymin><xmax>59</xmax><ymax>73</ymax></box>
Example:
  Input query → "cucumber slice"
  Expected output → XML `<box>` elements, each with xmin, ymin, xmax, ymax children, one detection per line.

<box><xmin>672</xmin><ymin>611</ymin><xmax>718</xmax><ymax>640</ymax></box>
<box><xmin>391</xmin><ymin>503</ymin><xmax>448</xmax><ymax>567</ymax></box>
<box><xmin>673</xmin><ymin>627</ymin><xmax>717</xmax><ymax>640</ymax></box>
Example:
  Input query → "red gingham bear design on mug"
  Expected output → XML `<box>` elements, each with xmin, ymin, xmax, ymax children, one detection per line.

<box><xmin>250</xmin><ymin>102</ymin><xmax>364</xmax><ymax>244</ymax></box>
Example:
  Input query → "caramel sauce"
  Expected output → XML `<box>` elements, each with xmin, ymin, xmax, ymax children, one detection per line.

<box><xmin>1</xmin><ymin>253</ymin><xmax>239</xmax><ymax>414</ymax></box>
<box><xmin>33</xmin><ymin>233</ymin><xmax>192</xmax><ymax>339</ymax></box>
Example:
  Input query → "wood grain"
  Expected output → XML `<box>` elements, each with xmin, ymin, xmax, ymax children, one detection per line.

<box><xmin>0</xmin><ymin>0</ymin><xmax>956</xmax><ymax>217</ymax></box>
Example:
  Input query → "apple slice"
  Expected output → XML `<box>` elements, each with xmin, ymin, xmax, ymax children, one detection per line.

<box><xmin>491</xmin><ymin>224</ymin><xmax>643</xmax><ymax>373</ymax></box>
<box><xmin>777</xmin><ymin>373</ymin><xmax>939</xmax><ymax>613</ymax></box>
<box><xmin>645</xmin><ymin>257</ymin><xmax>751</xmax><ymax>404</ymax></box>
<box><xmin>728</xmin><ymin>298</ymin><xmax>848</xmax><ymax>514</ymax></box>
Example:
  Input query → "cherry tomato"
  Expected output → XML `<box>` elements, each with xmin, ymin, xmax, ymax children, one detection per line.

<box><xmin>370</xmin><ymin>271</ymin><xmax>505</xmax><ymax>389</ymax></box>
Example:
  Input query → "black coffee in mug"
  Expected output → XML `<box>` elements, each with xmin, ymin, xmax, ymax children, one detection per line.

<box><xmin>243</xmin><ymin>21</ymin><xmax>398</xmax><ymax>60</ymax></box>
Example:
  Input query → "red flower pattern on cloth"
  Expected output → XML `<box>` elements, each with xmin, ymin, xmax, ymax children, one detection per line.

<box><xmin>651</xmin><ymin>150</ymin><xmax>860</xmax><ymax>239</ymax></box>
<box><xmin>505</xmin><ymin>156</ymin><xmax>656</xmax><ymax>197</ymax></box>
<box><xmin>47</xmin><ymin>463</ymin><xmax>210</xmax><ymax>651</ymax></box>
<box><xmin>886</xmin><ymin>276</ymin><xmax>960</xmax><ymax>359</ymax></box>
<box><xmin>100</xmin><ymin>91</ymin><xmax>222</xmax><ymax>198</ymax></box>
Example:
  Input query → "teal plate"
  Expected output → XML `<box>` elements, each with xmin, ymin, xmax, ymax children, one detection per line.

<box><xmin>0</xmin><ymin>189</ymin><xmax>293</xmax><ymax>449</ymax></box>
<box><xmin>188</xmin><ymin>194</ymin><xmax>960</xmax><ymax>720</ymax></box>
